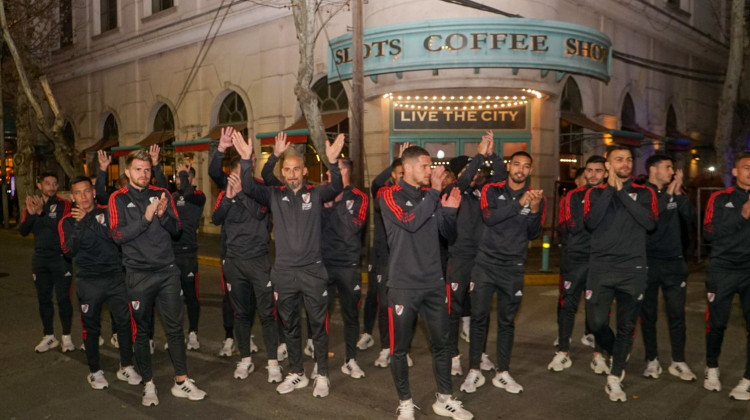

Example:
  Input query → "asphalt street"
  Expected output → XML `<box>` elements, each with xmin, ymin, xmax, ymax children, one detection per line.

<box><xmin>1</xmin><ymin>229</ymin><xmax>749</xmax><ymax>419</ymax></box>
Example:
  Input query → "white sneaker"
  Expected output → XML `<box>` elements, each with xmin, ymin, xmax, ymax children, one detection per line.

<box><xmin>149</xmin><ymin>339</ymin><xmax>155</xmax><ymax>355</ymax></box>
<box><xmin>312</xmin><ymin>375</ymin><xmax>330</xmax><ymax>398</ymax></box>
<box><xmin>266</xmin><ymin>364</ymin><xmax>283</xmax><ymax>383</ymax></box>
<box><xmin>432</xmin><ymin>393</ymin><xmax>473</xmax><ymax>420</ymax></box>
<box><xmin>396</xmin><ymin>399</ymin><xmax>419</xmax><ymax>420</ymax></box>
<box><xmin>341</xmin><ymin>359</ymin><xmax>365</xmax><ymax>379</ymax></box>
<box><xmin>460</xmin><ymin>329</ymin><xmax>470</xmax><ymax>343</ymax></box>
<box><xmin>304</xmin><ymin>339</ymin><xmax>315</xmax><ymax>358</ymax></box>
<box><xmin>170</xmin><ymin>378</ymin><xmax>207</xmax><ymax>401</ymax></box>
<box><xmin>605</xmin><ymin>375</ymin><xmax>627</xmax><ymax>402</ymax></box>
<box><xmin>704</xmin><ymin>367</ymin><xmax>721</xmax><ymax>392</ymax></box>
<box><xmin>451</xmin><ymin>355</ymin><xmax>463</xmax><ymax>376</ymax></box>
<box><xmin>460</xmin><ymin>317</ymin><xmax>470</xmax><ymax>343</ymax></box>
<box><xmin>142</xmin><ymin>382</ymin><xmax>159</xmax><ymax>407</ymax></box>
<box><xmin>407</xmin><ymin>353</ymin><xmax>414</xmax><ymax>367</ymax></box>
<box><xmin>218</xmin><ymin>338</ymin><xmax>235</xmax><ymax>357</ymax></box>
<box><xmin>581</xmin><ymin>333</ymin><xmax>596</xmax><ymax>348</ymax></box>
<box><xmin>81</xmin><ymin>336</ymin><xmax>106</xmax><ymax>351</ymax></box>
<box><xmin>61</xmin><ymin>335</ymin><xmax>75</xmax><ymax>353</ymax></box>
<box><xmin>668</xmin><ymin>362</ymin><xmax>697</xmax><ymax>382</ymax></box>
<box><xmin>234</xmin><ymin>357</ymin><xmax>254</xmax><ymax>379</ymax></box>
<box><xmin>374</xmin><ymin>349</ymin><xmax>390</xmax><ymax>367</ymax></box>
<box><xmin>187</xmin><ymin>332</ymin><xmax>200</xmax><ymax>351</ymax></box>
<box><xmin>729</xmin><ymin>378</ymin><xmax>750</xmax><ymax>400</ymax></box>
<box><xmin>460</xmin><ymin>370</ymin><xmax>486</xmax><ymax>393</ymax></box>
<box><xmin>643</xmin><ymin>358</ymin><xmax>662</xmax><ymax>379</ymax></box>
<box><xmin>591</xmin><ymin>354</ymin><xmax>610</xmax><ymax>375</ymax></box>
<box><xmin>87</xmin><ymin>370</ymin><xmax>109</xmax><ymax>390</ymax></box>
<box><xmin>277</xmin><ymin>343</ymin><xmax>288</xmax><ymax>361</ymax></box>
<box><xmin>110</xmin><ymin>334</ymin><xmax>119</xmax><ymax>348</ymax></box>
<box><xmin>492</xmin><ymin>371</ymin><xmax>523</xmax><ymax>394</ymax></box>
<box><xmin>548</xmin><ymin>351</ymin><xmax>572</xmax><ymax>372</ymax></box>
<box><xmin>310</xmin><ymin>363</ymin><xmax>318</xmax><ymax>380</ymax></box>
<box><xmin>250</xmin><ymin>334</ymin><xmax>258</xmax><ymax>353</ymax></box>
<box><xmin>357</xmin><ymin>333</ymin><xmax>375</xmax><ymax>350</ymax></box>
<box><xmin>117</xmin><ymin>366</ymin><xmax>142</xmax><ymax>385</ymax></box>
<box><xmin>276</xmin><ymin>372</ymin><xmax>309</xmax><ymax>394</ymax></box>
<box><xmin>480</xmin><ymin>353</ymin><xmax>495</xmax><ymax>371</ymax></box>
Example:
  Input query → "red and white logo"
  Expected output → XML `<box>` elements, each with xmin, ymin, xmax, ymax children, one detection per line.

<box><xmin>395</xmin><ymin>305</ymin><xmax>404</xmax><ymax>316</ymax></box>
<box><xmin>473</xmin><ymin>189</ymin><xmax>482</xmax><ymax>198</ymax></box>
<box><xmin>274</xmin><ymin>292</ymin><xmax>279</xmax><ymax>302</ymax></box>
<box><xmin>628</xmin><ymin>193</ymin><xmax>638</xmax><ymax>201</ymax></box>
<box><xmin>563</xmin><ymin>281</ymin><xmax>572</xmax><ymax>290</ymax></box>
<box><xmin>227</xmin><ymin>283</ymin><xmax>232</xmax><ymax>292</ymax></box>
<box><xmin>149</xmin><ymin>196</ymin><xmax>158</xmax><ymax>204</ymax></box>
<box><xmin>451</xmin><ymin>282</ymin><xmax>459</xmax><ymax>291</ymax></box>
<box><xmin>707</xmin><ymin>292</ymin><xmax>715</xmax><ymax>303</ymax></box>
<box><xmin>301</xmin><ymin>193</ymin><xmax>311</xmax><ymax>204</ymax></box>
<box><xmin>81</xmin><ymin>304</ymin><xmax>89</xmax><ymax>313</ymax></box>
<box><xmin>346</xmin><ymin>199</ymin><xmax>354</xmax><ymax>210</ymax></box>
<box><xmin>469</xmin><ymin>282</ymin><xmax>475</xmax><ymax>292</ymax></box>
<box><xmin>377</xmin><ymin>274</ymin><xmax>383</xmax><ymax>283</ymax></box>
<box><xmin>585</xmin><ymin>290</ymin><xmax>593</xmax><ymax>300</ymax></box>
<box><xmin>96</xmin><ymin>213</ymin><xmax>105</xmax><ymax>225</ymax></box>
<box><xmin>49</xmin><ymin>204</ymin><xmax>57</xmax><ymax>213</ymax></box>
<box><xmin>131</xmin><ymin>301</ymin><xmax>140</xmax><ymax>311</ymax></box>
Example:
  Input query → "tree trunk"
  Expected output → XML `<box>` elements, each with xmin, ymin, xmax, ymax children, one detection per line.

<box><xmin>714</xmin><ymin>0</ymin><xmax>745</xmax><ymax>185</ymax></box>
<box><xmin>0</xmin><ymin>50</ymin><xmax>8</xmax><ymax>228</ymax></box>
<box><xmin>13</xmin><ymin>92</ymin><xmax>34</xmax><ymax>204</ymax></box>
<box><xmin>350</xmin><ymin>0</ymin><xmax>365</xmax><ymax>186</ymax></box>
<box><xmin>291</xmin><ymin>0</ymin><xmax>331</xmax><ymax>164</ymax></box>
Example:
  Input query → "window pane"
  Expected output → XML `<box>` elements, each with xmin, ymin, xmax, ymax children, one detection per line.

<box><xmin>423</xmin><ymin>142</ymin><xmax>456</xmax><ymax>159</ymax></box>
<box><xmin>103</xmin><ymin>115</ymin><xmax>118</xmax><ymax>139</ymax></box>
<box><xmin>462</xmin><ymin>142</ymin><xmax>479</xmax><ymax>156</ymax></box>
<box><xmin>219</xmin><ymin>92</ymin><xmax>248</xmax><ymax>124</ymax></box>
<box><xmin>60</xmin><ymin>0</ymin><xmax>73</xmax><ymax>47</ymax></box>
<box><xmin>502</xmin><ymin>142</ymin><xmax>527</xmax><ymax>159</ymax></box>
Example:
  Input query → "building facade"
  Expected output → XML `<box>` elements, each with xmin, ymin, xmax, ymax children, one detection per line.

<box><xmin>46</xmin><ymin>0</ymin><xmax>730</xmax><ymax>233</ymax></box>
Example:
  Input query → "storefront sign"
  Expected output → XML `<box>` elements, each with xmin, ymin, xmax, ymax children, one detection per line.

<box><xmin>393</xmin><ymin>106</ymin><xmax>526</xmax><ymax>131</ymax></box>
<box><xmin>328</xmin><ymin>18</ymin><xmax>612</xmax><ymax>82</ymax></box>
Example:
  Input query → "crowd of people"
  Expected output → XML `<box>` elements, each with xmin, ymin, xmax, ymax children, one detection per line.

<box><xmin>18</xmin><ymin>127</ymin><xmax>750</xmax><ymax>419</ymax></box>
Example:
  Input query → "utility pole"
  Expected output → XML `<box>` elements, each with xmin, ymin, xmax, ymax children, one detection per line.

<box><xmin>0</xmin><ymin>50</ymin><xmax>8</xmax><ymax>228</ymax></box>
<box><xmin>350</xmin><ymin>0</ymin><xmax>364</xmax><ymax>186</ymax></box>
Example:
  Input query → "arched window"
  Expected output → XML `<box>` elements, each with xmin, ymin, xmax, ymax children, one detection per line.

<box><xmin>559</xmin><ymin>78</ymin><xmax>584</xmax><ymax>182</ymax></box>
<box><xmin>218</xmin><ymin>92</ymin><xmax>248</xmax><ymax>125</ymax></box>
<box><xmin>666</xmin><ymin>105</ymin><xmax>678</xmax><ymax>136</ymax></box>
<box><xmin>153</xmin><ymin>104</ymin><xmax>174</xmax><ymax>132</ymax></box>
<box><xmin>560</xmin><ymin>78</ymin><xmax>582</xmax><ymax>114</ymax></box>
<box><xmin>62</xmin><ymin>122</ymin><xmax>75</xmax><ymax>151</ymax></box>
<box><xmin>313</xmin><ymin>77</ymin><xmax>348</xmax><ymax>113</ymax></box>
<box><xmin>103</xmin><ymin>114</ymin><xmax>118</xmax><ymax>140</ymax></box>
<box><xmin>621</xmin><ymin>93</ymin><xmax>636</xmax><ymax>128</ymax></box>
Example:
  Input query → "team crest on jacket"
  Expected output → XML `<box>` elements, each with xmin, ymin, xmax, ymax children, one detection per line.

<box><xmin>377</xmin><ymin>274</ymin><xmax>382</xmax><ymax>283</ymax></box>
<box><xmin>96</xmin><ymin>213</ymin><xmax>106</xmax><ymax>225</ymax></box>
<box><xmin>149</xmin><ymin>196</ymin><xmax>158</xmax><ymax>204</ymax></box>
<box><xmin>585</xmin><ymin>290</ymin><xmax>593</xmax><ymax>300</ymax></box>
<box><xmin>131</xmin><ymin>301</ymin><xmax>140</xmax><ymax>310</ymax></box>
<box><xmin>451</xmin><ymin>282</ymin><xmax>459</xmax><ymax>291</ymax></box>
<box><xmin>274</xmin><ymin>292</ymin><xmax>279</xmax><ymax>301</ymax></box>
<box><xmin>628</xmin><ymin>193</ymin><xmax>638</xmax><ymax>201</ymax></box>
<box><xmin>81</xmin><ymin>304</ymin><xmax>89</xmax><ymax>313</ymax></box>
<box><xmin>227</xmin><ymin>283</ymin><xmax>232</xmax><ymax>292</ymax></box>
<box><xmin>395</xmin><ymin>305</ymin><xmax>404</xmax><ymax>316</ymax></box>
<box><xmin>49</xmin><ymin>204</ymin><xmax>57</xmax><ymax>213</ymax></box>
<box><xmin>177</xmin><ymin>196</ymin><xmax>185</xmax><ymax>206</ymax></box>
<box><xmin>473</xmin><ymin>189</ymin><xmax>481</xmax><ymax>198</ymax></box>
<box><xmin>707</xmin><ymin>292</ymin><xmax>715</xmax><ymax>302</ymax></box>
<box><xmin>301</xmin><ymin>193</ymin><xmax>312</xmax><ymax>210</ymax></box>
<box><xmin>346</xmin><ymin>199</ymin><xmax>354</xmax><ymax>210</ymax></box>
<box><xmin>563</xmin><ymin>281</ymin><xmax>572</xmax><ymax>290</ymax></box>
<box><xmin>469</xmin><ymin>282</ymin><xmax>475</xmax><ymax>292</ymax></box>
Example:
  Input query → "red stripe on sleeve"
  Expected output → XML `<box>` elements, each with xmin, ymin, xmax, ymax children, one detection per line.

<box><xmin>480</xmin><ymin>181</ymin><xmax>506</xmax><ymax>210</ymax></box>
<box><xmin>58</xmin><ymin>214</ymin><xmax>72</xmax><ymax>253</ymax></box>
<box><xmin>214</xmin><ymin>190</ymin><xmax>226</xmax><ymax>212</ymax></box>
<box><xmin>703</xmin><ymin>187</ymin><xmax>734</xmax><ymax>230</ymax></box>
<box><xmin>382</xmin><ymin>186</ymin><xmax>404</xmax><ymax>221</ymax></box>
<box><xmin>352</xmin><ymin>187</ymin><xmax>369</xmax><ymax>223</ymax></box>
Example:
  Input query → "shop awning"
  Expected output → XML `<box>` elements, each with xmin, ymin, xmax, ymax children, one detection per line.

<box><xmin>560</xmin><ymin>111</ymin><xmax>609</xmax><ymax>132</ymax></box>
<box><xmin>82</xmin><ymin>137</ymin><xmax>119</xmax><ymax>153</ymax></box>
<box><xmin>622</xmin><ymin>124</ymin><xmax>665</xmax><ymax>141</ymax></box>
<box><xmin>257</xmin><ymin>112</ymin><xmax>348</xmax><ymax>146</ymax></box>
<box><xmin>666</xmin><ymin>135</ymin><xmax>692</xmax><ymax>151</ymax></box>
<box><xmin>138</xmin><ymin>130</ymin><xmax>174</xmax><ymax>147</ymax></box>
<box><xmin>205</xmin><ymin>124</ymin><xmax>247</xmax><ymax>141</ymax></box>
<box><xmin>610</xmin><ymin>129</ymin><xmax>644</xmax><ymax>147</ymax></box>
<box><xmin>111</xmin><ymin>145</ymin><xmax>140</xmax><ymax>157</ymax></box>
<box><xmin>174</xmin><ymin>139</ymin><xmax>213</xmax><ymax>152</ymax></box>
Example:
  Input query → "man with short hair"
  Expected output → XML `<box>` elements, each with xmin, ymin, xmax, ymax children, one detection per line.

<box><xmin>460</xmin><ymin>151</ymin><xmax>545</xmax><ymax>395</ymax></box>
<box><xmin>702</xmin><ymin>151</ymin><xmax>750</xmax><ymax>399</ymax></box>
<box><xmin>234</xmin><ymin>131</ymin><xmax>344</xmax><ymax>398</ymax></box>
<box><xmin>59</xmin><ymin>176</ymin><xmax>142</xmax><ymax>389</ymax></box>
<box><xmin>380</xmin><ymin>146</ymin><xmax>472</xmax><ymax>420</ymax></box>
<box><xmin>583</xmin><ymin>145</ymin><xmax>657</xmax><ymax>402</ymax></box>
<box><xmin>20</xmin><ymin>172</ymin><xmax>74</xmax><ymax>353</ymax></box>
<box><xmin>109</xmin><ymin>149</ymin><xmax>206</xmax><ymax>406</ymax></box>
<box><xmin>548</xmin><ymin>155</ymin><xmax>608</xmax><ymax>373</ymax></box>
<box><xmin>640</xmin><ymin>154</ymin><xmax>696</xmax><ymax>381</ymax></box>
<box><xmin>321</xmin><ymin>158</ymin><xmax>368</xmax><ymax>379</ymax></box>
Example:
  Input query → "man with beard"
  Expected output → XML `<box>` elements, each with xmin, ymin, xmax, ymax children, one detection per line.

<box><xmin>548</xmin><ymin>155</ymin><xmax>608</xmax><ymax>374</ymax></box>
<box><xmin>59</xmin><ymin>176</ymin><xmax>141</xmax><ymax>389</ymax></box>
<box><xmin>460</xmin><ymin>151</ymin><xmax>545</xmax><ymax>395</ymax></box>
<box><xmin>640</xmin><ymin>155</ymin><xmax>696</xmax><ymax>382</ymax></box>
<box><xmin>20</xmin><ymin>172</ymin><xmax>74</xmax><ymax>353</ymax></box>
<box><xmin>583</xmin><ymin>145</ymin><xmax>657</xmax><ymax>402</ymax></box>
<box><xmin>109</xmin><ymin>149</ymin><xmax>206</xmax><ymax>406</ymax></box>
<box><xmin>380</xmin><ymin>146</ymin><xmax>471</xmax><ymax>420</ymax></box>
<box><xmin>234</xmin><ymin>131</ymin><xmax>344</xmax><ymax>398</ymax></box>
<box><xmin>702</xmin><ymin>151</ymin><xmax>750</xmax><ymax>399</ymax></box>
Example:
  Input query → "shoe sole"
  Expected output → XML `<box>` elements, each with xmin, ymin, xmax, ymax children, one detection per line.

<box><xmin>548</xmin><ymin>360</ymin><xmax>572</xmax><ymax>372</ymax></box>
<box><xmin>116</xmin><ymin>373</ymin><xmax>142</xmax><ymax>386</ymax></box>
<box><xmin>61</xmin><ymin>346</ymin><xmax>75</xmax><ymax>353</ymax></box>
<box><xmin>374</xmin><ymin>360</ymin><xmax>389</xmax><ymax>368</ymax></box>
<box><xmin>605</xmin><ymin>386</ymin><xmax>626</xmax><ymax>402</ymax></box>
<box><xmin>493</xmin><ymin>379</ymin><xmax>522</xmax><ymax>393</ymax></box>
<box><xmin>341</xmin><ymin>365</ymin><xmax>365</xmax><ymax>379</ymax></box>
<box><xmin>89</xmin><ymin>383</ymin><xmax>108</xmax><ymax>390</ymax></box>
<box><xmin>187</xmin><ymin>345</ymin><xmax>200</xmax><ymax>351</ymax></box>
<box><xmin>277</xmin><ymin>381</ymin><xmax>309</xmax><ymax>394</ymax></box>
<box><xmin>460</xmin><ymin>375</ymin><xmax>485</xmax><ymax>393</ymax></box>
<box><xmin>142</xmin><ymin>399</ymin><xmax>159</xmax><ymax>407</ymax></box>
<box><xmin>451</xmin><ymin>370</ymin><xmax>463</xmax><ymax>376</ymax></box>
<box><xmin>432</xmin><ymin>402</ymin><xmax>464</xmax><ymax>418</ymax></box>
<box><xmin>171</xmin><ymin>388</ymin><xmax>206</xmax><ymax>401</ymax></box>
<box><xmin>268</xmin><ymin>375</ymin><xmax>282</xmax><ymax>383</ymax></box>
<box><xmin>668</xmin><ymin>367</ymin><xmax>696</xmax><ymax>382</ymax></box>
<box><xmin>703</xmin><ymin>383</ymin><xmax>721</xmax><ymax>392</ymax></box>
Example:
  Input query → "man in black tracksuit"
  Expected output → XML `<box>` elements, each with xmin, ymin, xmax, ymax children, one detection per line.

<box><xmin>234</xmin><ymin>131</ymin><xmax>343</xmax><ymax>397</ymax></box>
<box><xmin>640</xmin><ymin>155</ymin><xmax>696</xmax><ymax>381</ymax></box>
<box><xmin>583</xmin><ymin>145</ymin><xmax>657</xmax><ymax>402</ymax></box>
<box><xmin>19</xmin><ymin>172</ymin><xmax>75</xmax><ymax>353</ymax></box>
<box><xmin>321</xmin><ymin>158</ymin><xmax>368</xmax><ymax>379</ymax></box>
<box><xmin>445</xmin><ymin>132</ymin><xmax>507</xmax><ymax>377</ymax></box>
<box><xmin>212</xmin><ymin>155</ymin><xmax>282</xmax><ymax>383</ymax></box>
<box><xmin>702</xmin><ymin>151</ymin><xmax>750</xmax><ymax>399</ymax></box>
<box><xmin>548</xmin><ymin>155</ymin><xmax>607</xmax><ymax>374</ymax></box>
<box><xmin>59</xmin><ymin>176</ymin><xmax>141</xmax><ymax>389</ymax></box>
<box><xmin>461</xmin><ymin>151</ymin><xmax>545</xmax><ymax>396</ymax></box>
<box><xmin>109</xmin><ymin>149</ymin><xmax>205</xmax><ymax>406</ymax></box>
<box><xmin>380</xmin><ymin>146</ymin><xmax>472</xmax><ymax>420</ymax></box>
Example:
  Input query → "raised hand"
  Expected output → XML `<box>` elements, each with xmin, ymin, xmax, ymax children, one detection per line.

<box><xmin>30</xmin><ymin>196</ymin><xmax>44</xmax><ymax>215</ymax></box>
<box><xmin>149</xmin><ymin>144</ymin><xmax>161</xmax><ymax>167</ymax></box>
<box><xmin>144</xmin><ymin>198</ymin><xmax>159</xmax><ymax>222</ymax></box>
<box><xmin>274</xmin><ymin>132</ymin><xmax>290</xmax><ymax>158</ymax></box>
<box><xmin>606</xmin><ymin>162</ymin><xmax>622</xmax><ymax>190</ymax></box>
<box><xmin>178</xmin><ymin>163</ymin><xmax>191</xmax><ymax>174</ymax></box>
<box><xmin>397</xmin><ymin>142</ymin><xmax>412</xmax><ymax>158</ymax></box>
<box><xmin>97</xmin><ymin>150</ymin><xmax>112</xmax><ymax>171</ymax></box>
<box><xmin>441</xmin><ymin>186</ymin><xmax>462</xmax><ymax>208</ymax></box>
<box><xmin>480</xmin><ymin>131</ymin><xmax>494</xmax><ymax>156</ymax></box>
<box><xmin>325</xmin><ymin>133</ymin><xmax>345</xmax><ymax>164</ymax></box>
<box><xmin>25</xmin><ymin>196</ymin><xmax>38</xmax><ymax>215</ymax></box>
<box><xmin>226</xmin><ymin>174</ymin><xmax>241</xmax><ymax>199</ymax></box>
<box><xmin>71</xmin><ymin>207</ymin><xmax>86</xmax><ymax>221</ymax></box>
<box><xmin>231</xmin><ymin>131</ymin><xmax>252</xmax><ymax>160</ymax></box>
<box><xmin>430</xmin><ymin>165</ymin><xmax>447</xmax><ymax>191</ymax></box>
<box><xmin>529</xmin><ymin>189</ymin><xmax>544</xmax><ymax>213</ymax></box>
<box><xmin>219</xmin><ymin>127</ymin><xmax>235</xmax><ymax>153</ymax></box>
<box><xmin>518</xmin><ymin>190</ymin><xmax>532</xmax><ymax>207</ymax></box>
<box><xmin>673</xmin><ymin>169</ymin><xmax>684</xmax><ymax>195</ymax></box>
<box><xmin>156</xmin><ymin>192</ymin><xmax>169</xmax><ymax>218</ymax></box>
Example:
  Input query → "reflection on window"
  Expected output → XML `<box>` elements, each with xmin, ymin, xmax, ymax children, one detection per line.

<box><xmin>218</xmin><ymin>92</ymin><xmax>248</xmax><ymax>124</ymax></box>
<box><xmin>103</xmin><ymin>114</ymin><xmax>118</xmax><ymax>140</ymax></box>
<box><xmin>154</xmin><ymin>104</ymin><xmax>174</xmax><ymax>131</ymax></box>
<box><xmin>313</xmin><ymin>77</ymin><xmax>348</xmax><ymax>113</ymax></box>
<box><xmin>100</xmin><ymin>0</ymin><xmax>117</xmax><ymax>33</ymax></box>
<box><xmin>152</xmin><ymin>0</ymin><xmax>173</xmax><ymax>14</ymax></box>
